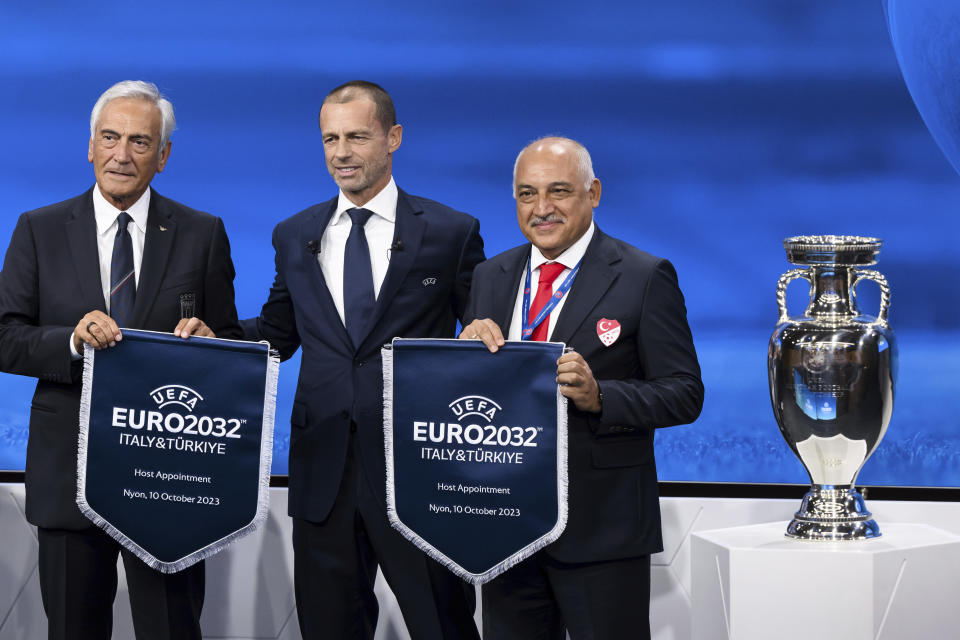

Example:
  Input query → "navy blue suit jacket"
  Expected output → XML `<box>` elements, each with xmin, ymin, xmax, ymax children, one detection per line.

<box><xmin>245</xmin><ymin>188</ymin><xmax>485</xmax><ymax>523</ymax></box>
<box><xmin>464</xmin><ymin>228</ymin><xmax>703</xmax><ymax>562</ymax></box>
<box><xmin>0</xmin><ymin>188</ymin><xmax>242</xmax><ymax>529</ymax></box>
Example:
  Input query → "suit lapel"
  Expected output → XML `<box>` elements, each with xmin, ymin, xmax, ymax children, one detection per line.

<box><xmin>64</xmin><ymin>189</ymin><xmax>107</xmax><ymax>313</ymax></box>
<box><xmin>302</xmin><ymin>201</ymin><xmax>353</xmax><ymax>349</ymax></box>
<box><xmin>550</xmin><ymin>229</ymin><xmax>620</xmax><ymax>344</ymax></box>
<box><xmin>131</xmin><ymin>190</ymin><xmax>175</xmax><ymax>328</ymax></box>
<box><xmin>358</xmin><ymin>189</ymin><xmax>425</xmax><ymax>348</ymax></box>
<box><xmin>494</xmin><ymin>248</ymin><xmax>527</xmax><ymax>332</ymax></box>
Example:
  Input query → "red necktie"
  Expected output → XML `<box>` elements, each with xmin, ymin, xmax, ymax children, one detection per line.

<box><xmin>529</xmin><ymin>262</ymin><xmax>567</xmax><ymax>342</ymax></box>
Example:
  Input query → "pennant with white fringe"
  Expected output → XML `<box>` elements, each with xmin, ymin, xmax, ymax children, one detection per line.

<box><xmin>77</xmin><ymin>329</ymin><xmax>279</xmax><ymax>573</ymax></box>
<box><xmin>383</xmin><ymin>338</ymin><xmax>568</xmax><ymax>585</ymax></box>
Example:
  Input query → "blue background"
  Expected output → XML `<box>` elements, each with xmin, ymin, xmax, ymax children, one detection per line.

<box><xmin>2</xmin><ymin>1</ymin><xmax>959</xmax><ymax>485</ymax></box>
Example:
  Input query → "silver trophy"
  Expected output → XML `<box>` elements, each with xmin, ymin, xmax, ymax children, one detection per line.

<box><xmin>768</xmin><ymin>236</ymin><xmax>896</xmax><ymax>540</ymax></box>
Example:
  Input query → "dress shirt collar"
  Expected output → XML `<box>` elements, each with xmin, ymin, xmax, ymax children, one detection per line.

<box><xmin>332</xmin><ymin>177</ymin><xmax>398</xmax><ymax>225</ymax></box>
<box><xmin>92</xmin><ymin>185</ymin><xmax>150</xmax><ymax>237</ymax></box>
<box><xmin>529</xmin><ymin>220</ymin><xmax>595</xmax><ymax>272</ymax></box>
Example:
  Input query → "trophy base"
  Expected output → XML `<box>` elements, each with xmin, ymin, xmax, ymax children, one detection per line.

<box><xmin>785</xmin><ymin>485</ymin><xmax>881</xmax><ymax>541</ymax></box>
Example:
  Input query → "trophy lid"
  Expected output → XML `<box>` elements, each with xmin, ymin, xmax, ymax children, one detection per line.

<box><xmin>784</xmin><ymin>235</ymin><xmax>882</xmax><ymax>266</ymax></box>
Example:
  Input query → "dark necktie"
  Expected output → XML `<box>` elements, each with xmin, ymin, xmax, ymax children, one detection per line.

<box><xmin>110</xmin><ymin>212</ymin><xmax>136</xmax><ymax>327</ymax></box>
<box><xmin>343</xmin><ymin>208</ymin><xmax>376</xmax><ymax>346</ymax></box>
<box><xmin>529</xmin><ymin>262</ymin><xmax>567</xmax><ymax>342</ymax></box>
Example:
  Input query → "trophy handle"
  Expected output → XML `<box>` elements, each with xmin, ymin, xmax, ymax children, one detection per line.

<box><xmin>853</xmin><ymin>269</ymin><xmax>891</xmax><ymax>325</ymax></box>
<box><xmin>776</xmin><ymin>268</ymin><xmax>811</xmax><ymax>323</ymax></box>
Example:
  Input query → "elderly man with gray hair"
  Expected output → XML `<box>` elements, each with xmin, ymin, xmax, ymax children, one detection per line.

<box><xmin>0</xmin><ymin>80</ymin><xmax>241</xmax><ymax>639</ymax></box>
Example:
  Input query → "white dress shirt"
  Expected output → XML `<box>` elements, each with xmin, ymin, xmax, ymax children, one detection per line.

<box><xmin>319</xmin><ymin>177</ymin><xmax>398</xmax><ymax>326</ymax></box>
<box><xmin>69</xmin><ymin>185</ymin><xmax>149</xmax><ymax>358</ymax></box>
<box><xmin>507</xmin><ymin>221</ymin><xmax>595</xmax><ymax>341</ymax></box>
<box><xmin>92</xmin><ymin>185</ymin><xmax>149</xmax><ymax>306</ymax></box>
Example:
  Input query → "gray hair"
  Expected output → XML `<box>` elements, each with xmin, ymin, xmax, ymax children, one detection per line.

<box><xmin>513</xmin><ymin>136</ymin><xmax>596</xmax><ymax>196</ymax></box>
<box><xmin>89</xmin><ymin>81</ymin><xmax>176</xmax><ymax>152</ymax></box>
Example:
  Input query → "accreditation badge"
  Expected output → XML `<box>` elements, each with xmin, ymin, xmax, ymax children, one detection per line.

<box><xmin>77</xmin><ymin>329</ymin><xmax>279</xmax><ymax>573</ymax></box>
<box><xmin>383</xmin><ymin>338</ymin><xmax>568</xmax><ymax>585</ymax></box>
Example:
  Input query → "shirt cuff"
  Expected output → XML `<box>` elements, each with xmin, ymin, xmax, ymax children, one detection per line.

<box><xmin>69</xmin><ymin>332</ymin><xmax>82</xmax><ymax>360</ymax></box>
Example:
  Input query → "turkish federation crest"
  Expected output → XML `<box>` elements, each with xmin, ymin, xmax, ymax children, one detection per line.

<box><xmin>597</xmin><ymin>318</ymin><xmax>621</xmax><ymax>346</ymax></box>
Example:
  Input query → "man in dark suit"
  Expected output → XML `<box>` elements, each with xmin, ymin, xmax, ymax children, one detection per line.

<box><xmin>461</xmin><ymin>136</ymin><xmax>703</xmax><ymax>639</ymax></box>
<box><xmin>0</xmin><ymin>80</ymin><xmax>241</xmax><ymax>640</ymax></box>
<box><xmin>243</xmin><ymin>81</ymin><xmax>484</xmax><ymax>639</ymax></box>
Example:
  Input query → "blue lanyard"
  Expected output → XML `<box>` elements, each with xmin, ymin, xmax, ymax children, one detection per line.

<box><xmin>521</xmin><ymin>258</ymin><xmax>582</xmax><ymax>340</ymax></box>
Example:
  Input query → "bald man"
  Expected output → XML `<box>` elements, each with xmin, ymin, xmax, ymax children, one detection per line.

<box><xmin>460</xmin><ymin>137</ymin><xmax>703</xmax><ymax>639</ymax></box>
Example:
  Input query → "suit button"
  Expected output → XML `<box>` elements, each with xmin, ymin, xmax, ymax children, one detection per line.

<box><xmin>341</xmin><ymin>410</ymin><xmax>349</xmax><ymax>419</ymax></box>
<box><xmin>354</xmin><ymin>358</ymin><xmax>364</xmax><ymax>368</ymax></box>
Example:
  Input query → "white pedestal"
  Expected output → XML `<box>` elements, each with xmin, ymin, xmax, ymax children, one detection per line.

<box><xmin>691</xmin><ymin>521</ymin><xmax>960</xmax><ymax>640</ymax></box>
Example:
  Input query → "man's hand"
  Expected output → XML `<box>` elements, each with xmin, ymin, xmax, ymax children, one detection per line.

<box><xmin>459</xmin><ymin>318</ymin><xmax>505</xmax><ymax>353</ymax></box>
<box><xmin>557</xmin><ymin>351</ymin><xmax>601</xmax><ymax>413</ymax></box>
<box><xmin>74</xmin><ymin>311</ymin><xmax>122</xmax><ymax>352</ymax></box>
<box><xmin>174</xmin><ymin>317</ymin><xmax>215</xmax><ymax>339</ymax></box>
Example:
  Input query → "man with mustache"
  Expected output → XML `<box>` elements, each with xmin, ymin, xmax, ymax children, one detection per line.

<box><xmin>0</xmin><ymin>80</ymin><xmax>241</xmax><ymax>639</ymax></box>
<box><xmin>460</xmin><ymin>136</ymin><xmax>703</xmax><ymax>639</ymax></box>
<box><xmin>242</xmin><ymin>81</ymin><xmax>485</xmax><ymax>639</ymax></box>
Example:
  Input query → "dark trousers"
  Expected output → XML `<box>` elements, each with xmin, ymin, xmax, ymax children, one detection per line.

<box><xmin>293</xmin><ymin>435</ymin><xmax>479</xmax><ymax>640</ymax></box>
<box><xmin>482</xmin><ymin>552</ymin><xmax>651</xmax><ymax>640</ymax></box>
<box><xmin>37</xmin><ymin>526</ymin><xmax>204</xmax><ymax>640</ymax></box>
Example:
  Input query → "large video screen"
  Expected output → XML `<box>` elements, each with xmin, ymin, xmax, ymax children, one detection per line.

<box><xmin>2</xmin><ymin>1</ymin><xmax>958</xmax><ymax>486</ymax></box>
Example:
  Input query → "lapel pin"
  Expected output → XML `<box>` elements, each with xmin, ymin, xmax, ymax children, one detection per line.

<box><xmin>597</xmin><ymin>318</ymin><xmax>621</xmax><ymax>347</ymax></box>
<box><xmin>158</xmin><ymin>225</ymin><xmax>168</xmax><ymax>232</ymax></box>
<box><xmin>422</xmin><ymin>277</ymin><xmax>437</xmax><ymax>287</ymax></box>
